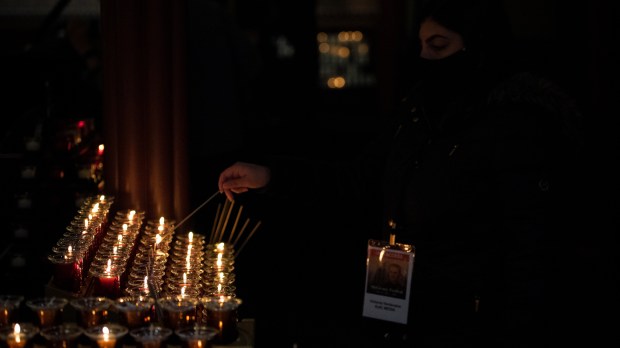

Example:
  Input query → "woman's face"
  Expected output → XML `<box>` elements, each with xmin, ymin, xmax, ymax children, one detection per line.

<box><xmin>419</xmin><ymin>17</ymin><xmax>465</xmax><ymax>60</ymax></box>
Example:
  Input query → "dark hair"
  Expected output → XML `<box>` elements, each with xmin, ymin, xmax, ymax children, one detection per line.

<box><xmin>415</xmin><ymin>0</ymin><xmax>514</xmax><ymax>65</ymax></box>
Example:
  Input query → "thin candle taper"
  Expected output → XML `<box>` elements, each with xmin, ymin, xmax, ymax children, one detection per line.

<box><xmin>234</xmin><ymin>221</ymin><xmax>262</xmax><ymax>258</ymax></box>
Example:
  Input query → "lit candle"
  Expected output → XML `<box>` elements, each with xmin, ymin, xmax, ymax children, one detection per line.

<box><xmin>94</xmin><ymin>259</ymin><xmax>120</xmax><ymax>298</ymax></box>
<box><xmin>90</xmin><ymin>325</ymin><xmax>127</xmax><ymax>348</ymax></box>
<box><xmin>203</xmin><ymin>297</ymin><xmax>242</xmax><ymax>345</ymax></box>
<box><xmin>7</xmin><ymin>323</ymin><xmax>26</xmax><ymax>348</ymax></box>
<box><xmin>66</xmin><ymin>245</ymin><xmax>73</xmax><ymax>259</ymax></box>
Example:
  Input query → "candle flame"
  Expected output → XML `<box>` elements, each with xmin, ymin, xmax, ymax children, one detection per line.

<box><xmin>129</xmin><ymin>210</ymin><xmax>135</xmax><ymax>220</ymax></box>
<box><xmin>85</xmin><ymin>218</ymin><xmax>89</xmax><ymax>229</ymax></box>
<box><xmin>68</xmin><ymin>245</ymin><xmax>73</xmax><ymax>254</ymax></box>
<box><xmin>102</xmin><ymin>326</ymin><xmax>109</xmax><ymax>341</ymax></box>
<box><xmin>113</xmin><ymin>246</ymin><xmax>117</xmax><ymax>255</ymax></box>
<box><xmin>14</xmin><ymin>324</ymin><xmax>21</xmax><ymax>343</ymax></box>
<box><xmin>155</xmin><ymin>234</ymin><xmax>162</xmax><ymax>246</ymax></box>
<box><xmin>188</xmin><ymin>231</ymin><xmax>193</xmax><ymax>243</ymax></box>
<box><xmin>117</xmin><ymin>234</ymin><xmax>122</xmax><ymax>243</ymax></box>
<box><xmin>99</xmin><ymin>195</ymin><xmax>105</xmax><ymax>202</ymax></box>
<box><xmin>144</xmin><ymin>276</ymin><xmax>148</xmax><ymax>289</ymax></box>
<box><xmin>217</xmin><ymin>242</ymin><xmax>224</xmax><ymax>251</ymax></box>
<box><xmin>122</xmin><ymin>223</ymin><xmax>128</xmax><ymax>232</ymax></box>
<box><xmin>183</xmin><ymin>273</ymin><xmax>187</xmax><ymax>283</ymax></box>
<box><xmin>159</xmin><ymin>216</ymin><xmax>165</xmax><ymax>225</ymax></box>
<box><xmin>106</xmin><ymin>259</ymin><xmax>112</xmax><ymax>274</ymax></box>
<box><xmin>379</xmin><ymin>249</ymin><xmax>385</xmax><ymax>262</ymax></box>
<box><xmin>181</xmin><ymin>286</ymin><xmax>186</xmax><ymax>298</ymax></box>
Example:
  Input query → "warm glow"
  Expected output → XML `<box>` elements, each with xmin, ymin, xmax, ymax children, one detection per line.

<box><xmin>14</xmin><ymin>324</ymin><xmax>21</xmax><ymax>343</ymax></box>
<box><xmin>84</xmin><ymin>218</ymin><xmax>89</xmax><ymax>229</ymax></box>
<box><xmin>155</xmin><ymin>234</ymin><xmax>162</xmax><ymax>246</ymax></box>
<box><xmin>319</xmin><ymin>42</ymin><xmax>330</xmax><ymax>53</ymax></box>
<box><xmin>97</xmin><ymin>144</ymin><xmax>105</xmax><ymax>155</ymax></box>
<box><xmin>102</xmin><ymin>326</ymin><xmax>109</xmax><ymax>341</ymax></box>
<box><xmin>106</xmin><ymin>259</ymin><xmax>112</xmax><ymax>274</ymax></box>
<box><xmin>117</xmin><ymin>234</ymin><xmax>122</xmax><ymax>243</ymax></box>
<box><xmin>68</xmin><ymin>245</ymin><xmax>73</xmax><ymax>254</ymax></box>
<box><xmin>327</xmin><ymin>76</ymin><xmax>346</xmax><ymax>89</ymax></box>
<box><xmin>92</xmin><ymin>203</ymin><xmax>99</xmax><ymax>213</ymax></box>
<box><xmin>181</xmin><ymin>286</ymin><xmax>186</xmax><ymax>298</ymax></box>
<box><xmin>122</xmin><ymin>223</ymin><xmax>128</xmax><ymax>232</ymax></box>
<box><xmin>129</xmin><ymin>210</ymin><xmax>135</xmax><ymax>220</ymax></box>
<box><xmin>217</xmin><ymin>243</ymin><xmax>225</xmax><ymax>251</ymax></box>
<box><xmin>358</xmin><ymin>43</ymin><xmax>369</xmax><ymax>55</ymax></box>
<box><xmin>379</xmin><ymin>249</ymin><xmax>385</xmax><ymax>262</ymax></box>
<box><xmin>183</xmin><ymin>273</ymin><xmax>187</xmax><ymax>283</ymax></box>
<box><xmin>159</xmin><ymin>217</ymin><xmax>165</xmax><ymax>225</ymax></box>
<box><xmin>337</xmin><ymin>46</ymin><xmax>350</xmax><ymax>58</ymax></box>
<box><xmin>113</xmin><ymin>246</ymin><xmax>117</xmax><ymax>255</ymax></box>
<box><xmin>144</xmin><ymin>276</ymin><xmax>148</xmax><ymax>289</ymax></box>
<box><xmin>316</xmin><ymin>32</ymin><xmax>328</xmax><ymax>42</ymax></box>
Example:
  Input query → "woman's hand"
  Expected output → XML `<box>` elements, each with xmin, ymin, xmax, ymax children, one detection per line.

<box><xmin>218</xmin><ymin>162</ymin><xmax>271</xmax><ymax>201</ymax></box>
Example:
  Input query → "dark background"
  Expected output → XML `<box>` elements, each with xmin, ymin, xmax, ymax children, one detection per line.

<box><xmin>1</xmin><ymin>0</ymin><xmax>617</xmax><ymax>346</ymax></box>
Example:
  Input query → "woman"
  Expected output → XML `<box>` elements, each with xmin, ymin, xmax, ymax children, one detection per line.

<box><xmin>218</xmin><ymin>0</ymin><xmax>584</xmax><ymax>346</ymax></box>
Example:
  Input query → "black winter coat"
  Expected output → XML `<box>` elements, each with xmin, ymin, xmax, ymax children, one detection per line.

<box><xmin>259</xmin><ymin>71</ymin><xmax>584</xmax><ymax>348</ymax></box>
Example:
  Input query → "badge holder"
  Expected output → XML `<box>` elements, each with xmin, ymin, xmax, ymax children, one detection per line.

<box><xmin>362</xmin><ymin>234</ymin><xmax>415</xmax><ymax>325</ymax></box>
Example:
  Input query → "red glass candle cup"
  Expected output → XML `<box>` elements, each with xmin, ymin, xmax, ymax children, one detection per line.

<box><xmin>156</xmin><ymin>296</ymin><xmax>198</xmax><ymax>330</ymax></box>
<box><xmin>40</xmin><ymin>324</ymin><xmax>83</xmax><ymax>348</ymax></box>
<box><xmin>69</xmin><ymin>297</ymin><xmax>114</xmax><ymax>329</ymax></box>
<box><xmin>201</xmin><ymin>296</ymin><xmax>242</xmax><ymax>345</ymax></box>
<box><xmin>25</xmin><ymin>297</ymin><xmax>69</xmax><ymax>328</ymax></box>
<box><xmin>113</xmin><ymin>296</ymin><xmax>155</xmax><ymax>329</ymax></box>
<box><xmin>47</xmin><ymin>253</ymin><xmax>83</xmax><ymax>293</ymax></box>
<box><xmin>0</xmin><ymin>295</ymin><xmax>24</xmax><ymax>328</ymax></box>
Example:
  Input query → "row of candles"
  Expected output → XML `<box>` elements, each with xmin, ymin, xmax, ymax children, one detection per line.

<box><xmin>0</xmin><ymin>293</ymin><xmax>240</xmax><ymax>347</ymax></box>
<box><xmin>48</xmin><ymin>195</ymin><xmax>240</xmax><ymax>301</ymax></box>
<box><xmin>33</xmin><ymin>194</ymin><xmax>247</xmax><ymax>345</ymax></box>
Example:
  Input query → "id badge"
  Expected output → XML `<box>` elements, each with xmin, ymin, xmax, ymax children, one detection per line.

<box><xmin>362</xmin><ymin>239</ymin><xmax>415</xmax><ymax>324</ymax></box>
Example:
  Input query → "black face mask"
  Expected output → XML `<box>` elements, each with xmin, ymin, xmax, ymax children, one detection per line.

<box><xmin>417</xmin><ymin>49</ymin><xmax>476</xmax><ymax>90</ymax></box>
<box><xmin>415</xmin><ymin>49</ymin><xmax>477</xmax><ymax>119</ymax></box>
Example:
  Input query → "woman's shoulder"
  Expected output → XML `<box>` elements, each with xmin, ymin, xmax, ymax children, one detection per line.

<box><xmin>487</xmin><ymin>71</ymin><xmax>577</xmax><ymax>112</ymax></box>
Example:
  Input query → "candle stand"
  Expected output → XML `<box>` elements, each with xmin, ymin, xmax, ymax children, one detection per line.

<box><xmin>30</xmin><ymin>193</ymin><xmax>260</xmax><ymax>347</ymax></box>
